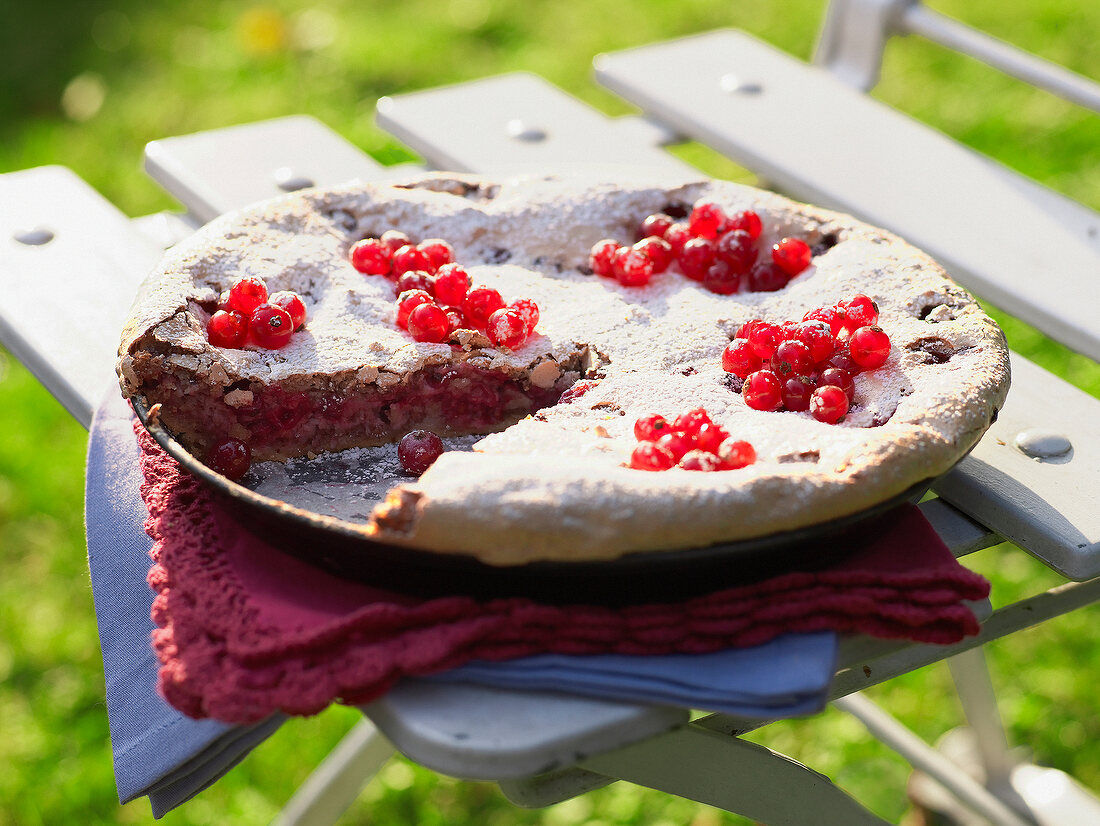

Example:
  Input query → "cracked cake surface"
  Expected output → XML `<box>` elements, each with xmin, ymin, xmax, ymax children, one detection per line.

<box><xmin>118</xmin><ymin>169</ymin><xmax>1010</xmax><ymax>565</ymax></box>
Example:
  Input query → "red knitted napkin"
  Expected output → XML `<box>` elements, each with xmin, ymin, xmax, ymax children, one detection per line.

<box><xmin>136</xmin><ymin>424</ymin><xmax>989</xmax><ymax>724</ymax></box>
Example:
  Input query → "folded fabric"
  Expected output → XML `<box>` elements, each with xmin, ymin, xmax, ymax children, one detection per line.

<box><xmin>430</xmin><ymin>632</ymin><xmax>838</xmax><ymax>718</ymax></box>
<box><xmin>85</xmin><ymin>389</ymin><xmax>286</xmax><ymax>814</ymax></box>
<box><xmin>133</xmin><ymin>403</ymin><xmax>989</xmax><ymax>726</ymax></box>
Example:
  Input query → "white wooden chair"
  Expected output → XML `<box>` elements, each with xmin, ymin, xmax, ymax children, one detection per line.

<box><xmin>2</xmin><ymin>2</ymin><xmax>1099</xmax><ymax>823</ymax></box>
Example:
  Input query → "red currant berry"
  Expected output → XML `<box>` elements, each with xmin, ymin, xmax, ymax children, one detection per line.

<box><xmin>398</xmin><ymin>429</ymin><xmax>444</xmax><ymax>475</ymax></box>
<box><xmin>656</xmin><ymin>431</ymin><xmax>696</xmax><ymax>462</ymax></box>
<box><xmin>803</xmin><ymin>306</ymin><xmax>847</xmax><ymax>338</ymax></box>
<box><xmin>793</xmin><ymin>320</ymin><xmax>836</xmax><ymax>363</ymax></box>
<box><xmin>433</xmin><ymin>263</ymin><xmax>471</xmax><ymax>307</ymax></box>
<box><xmin>772</xmin><ymin>237</ymin><xmax>813</xmax><ymax>277</ymax></box>
<box><xmin>249</xmin><ymin>303</ymin><xmax>294</xmax><ymax>349</ymax></box>
<box><xmin>721</xmin><ymin>338</ymin><xmax>762</xmax><ymax>378</ymax></box>
<box><xmin>391</xmin><ymin>244</ymin><xmax>433</xmax><ymax>278</ymax></box>
<box><xmin>588</xmin><ymin>239</ymin><xmax>621</xmax><ymax>277</ymax></box>
<box><xmin>207</xmin><ymin>437</ymin><xmax>251</xmax><ymax>481</ymax></box>
<box><xmin>380</xmin><ymin>230</ymin><xmax>411</xmax><ymax>253</ymax></box>
<box><xmin>634</xmin><ymin>413</ymin><xmax>672</xmax><ymax>442</ymax></box>
<box><xmin>509</xmin><ymin>298</ymin><xmax>539</xmax><ymax>335</ymax></box>
<box><xmin>717</xmin><ymin>438</ymin><xmax>756</xmax><ymax>470</ymax></box>
<box><xmin>418</xmin><ymin>238</ymin><xmax>454</xmax><ymax>270</ymax></box>
<box><xmin>678</xmin><ymin>237</ymin><xmax>716</xmax><ymax>281</ymax></box>
<box><xmin>747</xmin><ymin>322</ymin><xmax>783</xmax><ymax>359</ymax></box>
<box><xmin>672</xmin><ymin>407</ymin><xmax>713</xmax><ymax>437</ymax></box>
<box><xmin>639</xmin><ymin>212</ymin><xmax>673</xmax><ymax>240</ymax></box>
<box><xmin>726</xmin><ymin>210</ymin><xmax>763</xmax><ymax>240</ymax></box>
<box><xmin>702</xmin><ymin>260</ymin><xmax>741</xmax><ymax>295</ymax></box>
<box><xmin>737</xmin><ymin>318</ymin><xmax>764</xmax><ymax>339</ymax></box>
<box><xmin>614</xmin><ymin>246</ymin><xmax>656</xmax><ymax>287</ymax></box>
<box><xmin>810</xmin><ymin>385</ymin><xmax>850</xmax><ymax>424</ymax></box>
<box><xmin>406</xmin><ymin>302</ymin><xmax>451</xmax><ymax>343</ymax></box>
<box><xmin>742</xmin><ymin>369</ymin><xmax>784</xmax><ymax>411</ymax></box>
<box><xmin>819</xmin><ymin>367</ymin><xmax>855</xmax><ymax>400</ymax></box>
<box><xmin>464</xmin><ymin>286</ymin><xmax>506</xmax><ymax>329</ymax></box>
<box><xmin>349</xmin><ymin>238</ymin><xmax>392</xmax><ymax>276</ymax></box>
<box><xmin>227</xmin><ymin>277</ymin><xmax>269</xmax><ymax>315</ymax></box>
<box><xmin>770</xmin><ymin>339</ymin><xmax>815</xmax><ymax>378</ymax></box>
<box><xmin>848</xmin><ymin>326</ymin><xmax>891</xmax><ymax>369</ymax></box>
<box><xmin>663</xmin><ymin>222</ymin><xmax>691</xmax><ymax>257</ymax></box>
<box><xmin>679</xmin><ymin>449</ymin><xmax>722</xmax><ymax>471</ymax></box>
<box><xmin>747</xmin><ymin>261</ymin><xmax>790</xmax><ymax>292</ymax></box>
<box><xmin>836</xmin><ymin>293</ymin><xmax>879</xmax><ymax>331</ymax></box>
<box><xmin>207</xmin><ymin>310</ymin><xmax>248</xmax><ymax>348</ymax></box>
<box><xmin>634</xmin><ymin>236</ymin><xmax>673</xmax><ymax>273</ymax></box>
<box><xmin>486</xmin><ymin>308</ymin><xmax>528</xmax><ymax>349</ymax></box>
<box><xmin>630</xmin><ymin>441</ymin><xmax>676</xmax><ymax>471</ymax></box>
<box><xmin>268</xmin><ymin>291</ymin><xmax>307</xmax><ymax>330</ymax></box>
<box><xmin>823</xmin><ymin>346</ymin><xmax>861</xmax><ymax>375</ymax></box>
<box><xmin>396</xmin><ymin>289</ymin><xmax>435</xmax><ymax>328</ymax></box>
<box><xmin>781</xmin><ymin>375</ymin><xmax>817</xmax><ymax>412</ymax></box>
<box><xmin>715</xmin><ymin>229</ymin><xmax>758</xmax><ymax>274</ymax></box>
<box><xmin>395</xmin><ymin>270</ymin><xmax>435</xmax><ymax>296</ymax></box>
<box><xmin>688</xmin><ymin>202</ymin><xmax>728</xmax><ymax>239</ymax></box>
<box><xmin>695</xmin><ymin>422</ymin><xmax>730</xmax><ymax>454</ymax></box>
<box><xmin>443</xmin><ymin>306</ymin><xmax>467</xmax><ymax>333</ymax></box>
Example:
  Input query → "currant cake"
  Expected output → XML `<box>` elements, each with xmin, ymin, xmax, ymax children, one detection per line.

<box><xmin>118</xmin><ymin>170</ymin><xmax>1010</xmax><ymax>565</ymax></box>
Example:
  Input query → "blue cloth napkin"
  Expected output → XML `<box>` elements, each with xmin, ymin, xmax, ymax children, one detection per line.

<box><xmin>84</xmin><ymin>389</ymin><xmax>837</xmax><ymax>815</ymax></box>
<box><xmin>431</xmin><ymin>635</ymin><xmax>837</xmax><ymax>718</ymax></box>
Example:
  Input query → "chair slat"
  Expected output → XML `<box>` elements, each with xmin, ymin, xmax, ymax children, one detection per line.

<box><xmin>144</xmin><ymin>115</ymin><xmax>389</xmax><ymax>223</ymax></box>
<box><xmin>594</xmin><ymin>30</ymin><xmax>1100</xmax><ymax>362</ymax></box>
<box><xmin>0</xmin><ymin>166</ymin><xmax>162</xmax><ymax>427</ymax></box>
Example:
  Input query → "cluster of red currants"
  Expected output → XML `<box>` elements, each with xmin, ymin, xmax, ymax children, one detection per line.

<box><xmin>722</xmin><ymin>294</ymin><xmax>890</xmax><ymax>425</ymax></box>
<box><xmin>588</xmin><ymin>201</ymin><xmax>814</xmax><ymax>294</ymax></box>
<box><xmin>348</xmin><ymin>232</ymin><xmax>539</xmax><ymax>349</ymax></box>
<box><xmin>629</xmin><ymin>407</ymin><xmax>757</xmax><ymax>472</ymax></box>
<box><xmin>207</xmin><ymin>277</ymin><xmax>308</xmax><ymax>350</ymax></box>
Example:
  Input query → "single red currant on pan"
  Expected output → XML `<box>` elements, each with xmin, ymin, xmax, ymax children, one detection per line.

<box><xmin>207</xmin><ymin>437</ymin><xmax>251</xmax><ymax>481</ymax></box>
<box><xmin>810</xmin><ymin>384</ymin><xmax>850</xmax><ymax>424</ymax></box>
<box><xmin>249</xmin><ymin>303</ymin><xmax>295</xmax><ymax>349</ymax></box>
<box><xmin>268</xmin><ymin>291</ymin><xmax>307</xmax><ymax>330</ymax></box>
<box><xmin>398</xmin><ymin>430</ymin><xmax>445</xmax><ymax>476</ymax></box>
<box><xmin>406</xmin><ymin>302</ymin><xmax>451</xmax><ymax>343</ymax></box>
<box><xmin>227</xmin><ymin>277</ymin><xmax>268</xmax><ymax>315</ymax></box>
<box><xmin>349</xmin><ymin>238</ymin><xmax>391</xmax><ymax>276</ymax></box>
<box><xmin>207</xmin><ymin>310</ymin><xmax>248</xmax><ymax>348</ymax></box>
<box><xmin>771</xmin><ymin>237</ymin><xmax>813</xmax><ymax>277</ymax></box>
<box><xmin>848</xmin><ymin>325</ymin><xmax>892</xmax><ymax>369</ymax></box>
<box><xmin>486</xmin><ymin>308</ymin><xmax>528</xmax><ymax>349</ymax></box>
<box><xmin>630</xmin><ymin>441</ymin><xmax>676</xmax><ymax>471</ymax></box>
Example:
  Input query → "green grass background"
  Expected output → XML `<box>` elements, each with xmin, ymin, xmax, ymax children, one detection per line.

<box><xmin>1</xmin><ymin>1</ymin><xmax>1099</xmax><ymax>824</ymax></box>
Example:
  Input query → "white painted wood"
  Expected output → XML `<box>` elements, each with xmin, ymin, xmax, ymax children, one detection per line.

<box><xmin>272</xmin><ymin>720</ymin><xmax>394</xmax><ymax>826</ymax></box>
<box><xmin>144</xmin><ymin>115</ymin><xmax>387</xmax><ymax>223</ymax></box>
<box><xmin>362</xmin><ymin>680</ymin><xmax>688</xmax><ymax>782</ymax></box>
<box><xmin>580</xmin><ymin>723</ymin><xmax>892</xmax><ymax>826</ymax></box>
<box><xmin>0</xmin><ymin>166</ymin><xmax>162</xmax><ymax>427</ymax></box>
<box><xmin>594</xmin><ymin>30</ymin><xmax>1100</xmax><ymax>362</ymax></box>
<box><xmin>935</xmin><ymin>353</ymin><xmax>1100</xmax><ymax>580</ymax></box>
<box><xmin>375</xmin><ymin>72</ymin><xmax>693</xmax><ymax>175</ymax></box>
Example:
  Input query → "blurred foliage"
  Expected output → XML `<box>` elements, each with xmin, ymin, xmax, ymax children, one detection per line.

<box><xmin>1</xmin><ymin>1</ymin><xmax>1099</xmax><ymax>824</ymax></box>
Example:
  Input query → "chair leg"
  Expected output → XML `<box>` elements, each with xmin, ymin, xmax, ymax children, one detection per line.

<box><xmin>580</xmin><ymin>722</ymin><xmax>892</xmax><ymax>826</ymax></box>
<box><xmin>272</xmin><ymin>719</ymin><xmax>395</xmax><ymax>826</ymax></box>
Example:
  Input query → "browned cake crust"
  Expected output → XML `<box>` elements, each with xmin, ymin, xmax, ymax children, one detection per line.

<box><xmin>119</xmin><ymin>170</ymin><xmax>1010</xmax><ymax>565</ymax></box>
